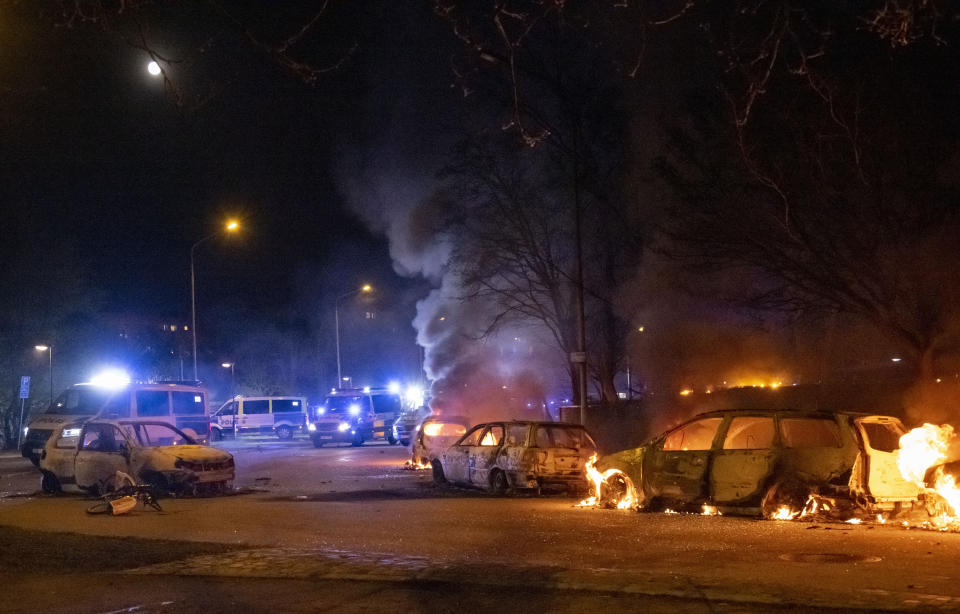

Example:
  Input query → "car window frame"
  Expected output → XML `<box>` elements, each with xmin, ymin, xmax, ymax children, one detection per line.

<box><xmin>661</xmin><ymin>416</ymin><xmax>724</xmax><ymax>452</ymax></box>
<box><xmin>720</xmin><ymin>415</ymin><xmax>777</xmax><ymax>450</ymax></box>
<box><xmin>456</xmin><ymin>424</ymin><xmax>485</xmax><ymax>447</ymax></box>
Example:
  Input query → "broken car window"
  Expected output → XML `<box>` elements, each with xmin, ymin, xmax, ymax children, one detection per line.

<box><xmin>535</xmin><ymin>425</ymin><xmax>596</xmax><ymax>451</ymax></box>
<box><xmin>663</xmin><ymin>418</ymin><xmax>722</xmax><ymax>451</ymax></box>
<box><xmin>723</xmin><ymin>417</ymin><xmax>775</xmax><ymax>450</ymax></box>
<box><xmin>458</xmin><ymin>425</ymin><xmax>485</xmax><ymax>446</ymax></box>
<box><xmin>130</xmin><ymin>423</ymin><xmax>193</xmax><ymax>447</ymax></box>
<box><xmin>506</xmin><ymin>424</ymin><xmax>528</xmax><ymax>446</ymax></box>
<box><xmin>780</xmin><ymin>418</ymin><xmax>842</xmax><ymax>448</ymax></box>
<box><xmin>861</xmin><ymin>421</ymin><xmax>902</xmax><ymax>453</ymax></box>
<box><xmin>480</xmin><ymin>425</ymin><xmax>504</xmax><ymax>446</ymax></box>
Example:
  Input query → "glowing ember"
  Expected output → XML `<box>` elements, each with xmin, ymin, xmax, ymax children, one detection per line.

<box><xmin>576</xmin><ymin>454</ymin><xmax>638</xmax><ymax>510</ymax></box>
<box><xmin>701</xmin><ymin>504</ymin><xmax>722</xmax><ymax>516</ymax></box>
<box><xmin>845</xmin><ymin>518</ymin><xmax>862</xmax><ymax>525</ymax></box>
<box><xmin>402</xmin><ymin>459</ymin><xmax>431</xmax><ymax>471</ymax></box>
<box><xmin>663</xmin><ymin>508</ymin><xmax>678</xmax><ymax>514</ymax></box>
<box><xmin>771</xmin><ymin>506</ymin><xmax>799</xmax><ymax>520</ymax></box>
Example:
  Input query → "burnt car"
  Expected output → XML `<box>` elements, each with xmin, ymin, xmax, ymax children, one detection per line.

<box><xmin>597</xmin><ymin>409</ymin><xmax>921</xmax><ymax>517</ymax></box>
<box><xmin>38</xmin><ymin>419</ymin><xmax>234</xmax><ymax>495</ymax></box>
<box><xmin>433</xmin><ymin>421</ymin><xmax>597</xmax><ymax>494</ymax></box>
<box><xmin>411</xmin><ymin>415</ymin><xmax>470</xmax><ymax>466</ymax></box>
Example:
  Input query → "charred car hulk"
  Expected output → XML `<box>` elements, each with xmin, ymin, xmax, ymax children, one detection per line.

<box><xmin>596</xmin><ymin>409</ymin><xmax>920</xmax><ymax>518</ymax></box>
<box><xmin>433</xmin><ymin>421</ymin><xmax>597</xmax><ymax>494</ymax></box>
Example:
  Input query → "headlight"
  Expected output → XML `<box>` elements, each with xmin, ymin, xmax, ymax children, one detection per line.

<box><xmin>61</xmin><ymin>428</ymin><xmax>81</xmax><ymax>438</ymax></box>
<box><xmin>348</xmin><ymin>404</ymin><xmax>361</xmax><ymax>416</ymax></box>
<box><xmin>317</xmin><ymin>407</ymin><xmax>326</xmax><ymax>416</ymax></box>
<box><xmin>337</xmin><ymin>422</ymin><xmax>350</xmax><ymax>432</ymax></box>
<box><xmin>307</xmin><ymin>423</ymin><xmax>316</xmax><ymax>432</ymax></box>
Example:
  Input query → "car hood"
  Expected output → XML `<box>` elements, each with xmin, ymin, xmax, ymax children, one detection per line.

<box><xmin>150</xmin><ymin>445</ymin><xmax>233</xmax><ymax>463</ymax></box>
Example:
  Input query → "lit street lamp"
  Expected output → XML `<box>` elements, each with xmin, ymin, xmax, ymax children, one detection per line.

<box><xmin>191</xmin><ymin>219</ymin><xmax>241</xmax><ymax>381</ymax></box>
<box><xmin>221</xmin><ymin>362</ymin><xmax>235</xmax><ymax>397</ymax></box>
<box><xmin>335</xmin><ymin>284</ymin><xmax>372</xmax><ymax>386</ymax></box>
<box><xmin>34</xmin><ymin>344</ymin><xmax>53</xmax><ymax>405</ymax></box>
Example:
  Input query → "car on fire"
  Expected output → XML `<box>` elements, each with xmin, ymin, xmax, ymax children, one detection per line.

<box><xmin>411</xmin><ymin>415</ymin><xmax>470</xmax><ymax>466</ymax></box>
<box><xmin>595</xmin><ymin>408</ymin><xmax>922</xmax><ymax>518</ymax></box>
<box><xmin>38</xmin><ymin>419</ymin><xmax>234</xmax><ymax>495</ymax></box>
<box><xmin>432</xmin><ymin>421</ymin><xmax>597</xmax><ymax>494</ymax></box>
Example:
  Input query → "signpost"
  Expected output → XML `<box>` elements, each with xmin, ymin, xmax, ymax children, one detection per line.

<box><xmin>17</xmin><ymin>376</ymin><xmax>30</xmax><ymax>449</ymax></box>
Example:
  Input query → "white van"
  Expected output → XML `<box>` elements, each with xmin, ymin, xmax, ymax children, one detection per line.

<box><xmin>210</xmin><ymin>396</ymin><xmax>308</xmax><ymax>440</ymax></box>
<box><xmin>21</xmin><ymin>381</ymin><xmax>211</xmax><ymax>465</ymax></box>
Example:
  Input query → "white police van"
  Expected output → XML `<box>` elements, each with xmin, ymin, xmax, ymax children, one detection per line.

<box><xmin>210</xmin><ymin>396</ymin><xmax>308</xmax><ymax>440</ymax></box>
<box><xmin>22</xmin><ymin>380</ymin><xmax>211</xmax><ymax>466</ymax></box>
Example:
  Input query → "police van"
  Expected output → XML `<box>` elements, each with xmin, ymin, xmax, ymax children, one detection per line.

<box><xmin>210</xmin><ymin>396</ymin><xmax>308</xmax><ymax>440</ymax></box>
<box><xmin>21</xmin><ymin>380</ymin><xmax>211</xmax><ymax>465</ymax></box>
<box><xmin>309</xmin><ymin>388</ymin><xmax>403</xmax><ymax>447</ymax></box>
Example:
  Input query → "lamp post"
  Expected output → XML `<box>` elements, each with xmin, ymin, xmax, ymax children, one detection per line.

<box><xmin>335</xmin><ymin>284</ymin><xmax>372</xmax><ymax>386</ymax></box>
<box><xmin>34</xmin><ymin>345</ymin><xmax>53</xmax><ymax>405</ymax></box>
<box><xmin>221</xmin><ymin>362</ymin><xmax>235</xmax><ymax>397</ymax></box>
<box><xmin>190</xmin><ymin>219</ymin><xmax>240</xmax><ymax>381</ymax></box>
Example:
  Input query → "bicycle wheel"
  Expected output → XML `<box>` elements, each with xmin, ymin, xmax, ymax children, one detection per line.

<box><xmin>85</xmin><ymin>500</ymin><xmax>112</xmax><ymax>514</ymax></box>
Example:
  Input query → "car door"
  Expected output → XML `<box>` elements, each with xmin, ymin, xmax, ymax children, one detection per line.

<box><xmin>216</xmin><ymin>401</ymin><xmax>237</xmax><ymax>430</ymax></box>
<box><xmin>444</xmin><ymin>425</ymin><xmax>484</xmax><ymax>483</ymax></box>
<box><xmin>74</xmin><ymin>423</ymin><xmax>130</xmax><ymax>490</ymax></box>
<box><xmin>469</xmin><ymin>424</ymin><xmax>505</xmax><ymax>486</ymax></box>
<box><xmin>710</xmin><ymin>415</ymin><xmax>777</xmax><ymax>504</ymax></box>
<box><xmin>650</xmin><ymin>417</ymin><xmax>722</xmax><ymax>502</ymax></box>
<box><xmin>241</xmin><ymin>400</ymin><xmax>270</xmax><ymax>432</ymax></box>
<box><xmin>854</xmin><ymin>416</ymin><xmax>922</xmax><ymax>502</ymax></box>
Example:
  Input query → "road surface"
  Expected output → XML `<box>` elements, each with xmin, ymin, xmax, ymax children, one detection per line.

<box><xmin>1</xmin><ymin>438</ymin><xmax>959</xmax><ymax>612</ymax></box>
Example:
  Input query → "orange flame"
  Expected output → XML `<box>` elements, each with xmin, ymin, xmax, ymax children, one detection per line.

<box><xmin>402</xmin><ymin>459</ymin><xmax>431</xmax><ymax>471</ymax></box>
<box><xmin>897</xmin><ymin>423</ymin><xmax>960</xmax><ymax>527</ymax></box>
<box><xmin>576</xmin><ymin>454</ymin><xmax>638</xmax><ymax>510</ymax></box>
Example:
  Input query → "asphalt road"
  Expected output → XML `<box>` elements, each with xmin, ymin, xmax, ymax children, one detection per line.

<box><xmin>2</xmin><ymin>438</ymin><xmax>960</xmax><ymax>613</ymax></box>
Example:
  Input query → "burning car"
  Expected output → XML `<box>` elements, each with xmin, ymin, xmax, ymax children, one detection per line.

<box><xmin>410</xmin><ymin>415</ymin><xmax>470</xmax><ymax>467</ymax></box>
<box><xmin>38</xmin><ymin>419</ymin><xmax>234</xmax><ymax>495</ymax></box>
<box><xmin>595</xmin><ymin>409</ymin><xmax>922</xmax><ymax>518</ymax></box>
<box><xmin>433</xmin><ymin>421</ymin><xmax>597</xmax><ymax>494</ymax></box>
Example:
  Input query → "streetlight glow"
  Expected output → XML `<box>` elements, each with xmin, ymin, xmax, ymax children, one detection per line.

<box><xmin>34</xmin><ymin>345</ymin><xmax>49</xmax><ymax>352</ymax></box>
<box><xmin>221</xmin><ymin>362</ymin><xmax>233</xmax><ymax>368</ymax></box>
<box><xmin>147</xmin><ymin>61</ymin><xmax>161</xmax><ymax>76</ymax></box>
<box><xmin>225</xmin><ymin>220</ymin><xmax>239</xmax><ymax>232</ymax></box>
<box><xmin>361</xmin><ymin>284</ymin><xmax>372</xmax><ymax>292</ymax></box>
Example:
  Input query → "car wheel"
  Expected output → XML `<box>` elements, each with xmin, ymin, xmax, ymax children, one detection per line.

<box><xmin>760</xmin><ymin>479</ymin><xmax>809</xmax><ymax>519</ymax></box>
<box><xmin>311</xmin><ymin>437</ymin><xmax>324</xmax><ymax>448</ymax></box>
<box><xmin>490</xmin><ymin>469</ymin><xmax>509</xmax><ymax>495</ymax></box>
<box><xmin>276</xmin><ymin>425</ymin><xmax>293</xmax><ymax>440</ymax></box>
<box><xmin>351</xmin><ymin>433</ymin><xmax>364</xmax><ymax>447</ymax></box>
<box><xmin>400</xmin><ymin>439</ymin><xmax>410</xmax><ymax>447</ymax></box>
<box><xmin>387</xmin><ymin>434</ymin><xmax>397</xmax><ymax>445</ymax></box>
<box><xmin>40</xmin><ymin>471</ymin><xmax>61</xmax><ymax>494</ymax></box>
<box><xmin>209</xmin><ymin>428</ymin><xmax>222</xmax><ymax>442</ymax></box>
<box><xmin>431</xmin><ymin>459</ymin><xmax>446</xmax><ymax>484</ymax></box>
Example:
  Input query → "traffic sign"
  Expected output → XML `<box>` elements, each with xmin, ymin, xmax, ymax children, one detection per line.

<box><xmin>19</xmin><ymin>376</ymin><xmax>30</xmax><ymax>399</ymax></box>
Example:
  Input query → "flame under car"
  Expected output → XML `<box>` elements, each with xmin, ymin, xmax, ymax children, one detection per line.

<box><xmin>596</xmin><ymin>409</ymin><xmax>921</xmax><ymax>517</ymax></box>
<box><xmin>433</xmin><ymin>421</ymin><xmax>597</xmax><ymax>494</ymax></box>
<box><xmin>39</xmin><ymin>419</ymin><xmax>234</xmax><ymax>495</ymax></box>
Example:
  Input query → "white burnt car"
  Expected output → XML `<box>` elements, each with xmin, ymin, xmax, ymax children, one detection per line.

<box><xmin>411</xmin><ymin>415</ymin><xmax>470</xmax><ymax>466</ymax></box>
<box><xmin>38</xmin><ymin>419</ymin><xmax>234</xmax><ymax>495</ymax></box>
<box><xmin>432</xmin><ymin>421</ymin><xmax>597</xmax><ymax>494</ymax></box>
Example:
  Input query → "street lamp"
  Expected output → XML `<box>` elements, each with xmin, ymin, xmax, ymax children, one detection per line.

<box><xmin>221</xmin><ymin>362</ymin><xmax>235</xmax><ymax>397</ymax></box>
<box><xmin>34</xmin><ymin>345</ymin><xmax>53</xmax><ymax>405</ymax></box>
<box><xmin>335</xmin><ymin>284</ymin><xmax>372</xmax><ymax>386</ymax></box>
<box><xmin>191</xmin><ymin>219</ymin><xmax>241</xmax><ymax>381</ymax></box>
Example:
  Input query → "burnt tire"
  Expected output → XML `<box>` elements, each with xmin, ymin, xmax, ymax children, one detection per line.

<box><xmin>276</xmin><ymin>425</ymin><xmax>293</xmax><ymax>440</ymax></box>
<box><xmin>431</xmin><ymin>459</ymin><xmax>446</xmax><ymax>484</ymax></box>
<box><xmin>40</xmin><ymin>471</ymin><xmax>61</xmax><ymax>494</ymax></box>
<box><xmin>760</xmin><ymin>479</ymin><xmax>809</xmax><ymax>519</ymax></box>
<box><xmin>490</xmin><ymin>470</ymin><xmax>509</xmax><ymax>495</ymax></box>
<box><xmin>209</xmin><ymin>428</ymin><xmax>222</xmax><ymax>442</ymax></box>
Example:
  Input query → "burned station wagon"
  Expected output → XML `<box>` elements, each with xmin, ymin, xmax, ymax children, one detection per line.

<box><xmin>597</xmin><ymin>409</ymin><xmax>920</xmax><ymax>517</ymax></box>
<box><xmin>433</xmin><ymin>421</ymin><xmax>597</xmax><ymax>494</ymax></box>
